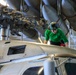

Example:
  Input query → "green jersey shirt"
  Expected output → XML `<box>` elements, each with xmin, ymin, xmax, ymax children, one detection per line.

<box><xmin>44</xmin><ymin>28</ymin><xmax>68</xmax><ymax>43</ymax></box>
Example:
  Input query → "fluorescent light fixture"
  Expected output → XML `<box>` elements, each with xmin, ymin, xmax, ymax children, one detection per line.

<box><xmin>0</xmin><ymin>0</ymin><xmax>8</xmax><ymax>6</ymax></box>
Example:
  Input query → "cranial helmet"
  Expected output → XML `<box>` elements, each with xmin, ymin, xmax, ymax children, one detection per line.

<box><xmin>49</xmin><ymin>22</ymin><xmax>58</xmax><ymax>30</ymax></box>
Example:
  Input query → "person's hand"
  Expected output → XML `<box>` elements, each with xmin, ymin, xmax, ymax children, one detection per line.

<box><xmin>44</xmin><ymin>40</ymin><xmax>47</xmax><ymax>44</ymax></box>
<box><xmin>60</xmin><ymin>43</ymin><xmax>68</xmax><ymax>47</ymax></box>
<box><xmin>65</xmin><ymin>42</ymin><xmax>68</xmax><ymax>47</ymax></box>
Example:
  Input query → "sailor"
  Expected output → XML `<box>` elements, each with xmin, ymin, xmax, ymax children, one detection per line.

<box><xmin>44</xmin><ymin>22</ymin><xmax>68</xmax><ymax>47</ymax></box>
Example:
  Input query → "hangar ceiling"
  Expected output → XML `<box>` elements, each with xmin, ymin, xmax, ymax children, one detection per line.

<box><xmin>0</xmin><ymin>0</ymin><xmax>76</xmax><ymax>41</ymax></box>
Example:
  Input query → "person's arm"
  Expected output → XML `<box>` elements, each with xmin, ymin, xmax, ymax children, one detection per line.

<box><xmin>59</xmin><ymin>29</ymin><xmax>68</xmax><ymax>47</ymax></box>
<box><xmin>44</xmin><ymin>29</ymin><xmax>50</xmax><ymax>44</ymax></box>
